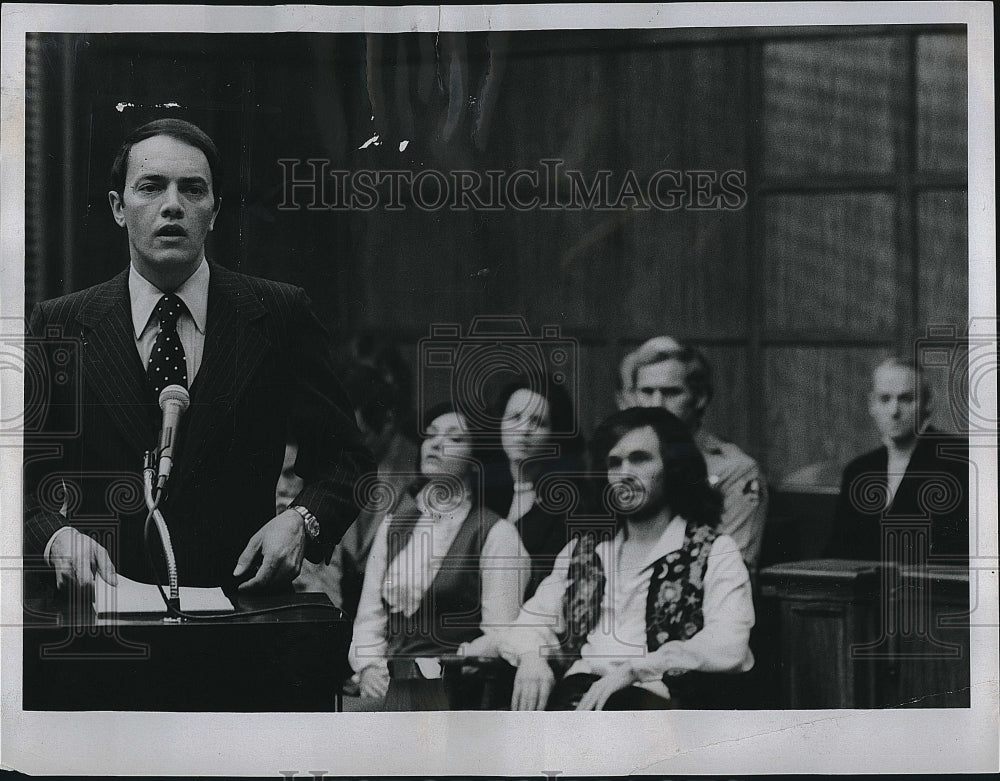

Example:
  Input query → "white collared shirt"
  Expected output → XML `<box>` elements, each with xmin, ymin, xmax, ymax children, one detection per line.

<box><xmin>882</xmin><ymin>434</ymin><xmax>920</xmax><ymax>509</ymax></box>
<box><xmin>349</xmin><ymin>487</ymin><xmax>529</xmax><ymax>680</ymax></box>
<box><xmin>506</xmin><ymin>480</ymin><xmax>536</xmax><ymax>524</ymax></box>
<box><xmin>128</xmin><ymin>259</ymin><xmax>210</xmax><ymax>384</ymax></box>
<box><xmin>501</xmin><ymin>516</ymin><xmax>755</xmax><ymax>698</ymax></box>
<box><xmin>381</xmin><ymin>490</ymin><xmax>474</xmax><ymax>618</ymax></box>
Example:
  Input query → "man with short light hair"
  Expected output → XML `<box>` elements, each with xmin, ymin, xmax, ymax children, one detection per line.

<box><xmin>617</xmin><ymin>337</ymin><xmax>768</xmax><ymax>571</ymax></box>
<box><xmin>826</xmin><ymin>357</ymin><xmax>969</xmax><ymax>563</ymax></box>
<box><xmin>615</xmin><ymin>335</ymin><xmax>680</xmax><ymax>410</ymax></box>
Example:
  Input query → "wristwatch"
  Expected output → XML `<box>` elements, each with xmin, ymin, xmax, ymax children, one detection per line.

<box><xmin>288</xmin><ymin>504</ymin><xmax>321</xmax><ymax>541</ymax></box>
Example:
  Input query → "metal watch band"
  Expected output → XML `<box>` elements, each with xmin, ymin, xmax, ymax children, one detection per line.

<box><xmin>288</xmin><ymin>504</ymin><xmax>321</xmax><ymax>540</ymax></box>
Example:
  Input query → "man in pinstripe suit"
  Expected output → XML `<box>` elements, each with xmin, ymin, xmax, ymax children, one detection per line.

<box><xmin>24</xmin><ymin>119</ymin><xmax>373</xmax><ymax>593</ymax></box>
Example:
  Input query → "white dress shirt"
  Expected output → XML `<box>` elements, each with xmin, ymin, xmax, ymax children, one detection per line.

<box><xmin>883</xmin><ymin>436</ymin><xmax>919</xmax><ymax>509</ymax></box>
<box><xmin>506</xmin><ymin>480</ymin><xmax>536</xmax><ymax>524</ymax></box>
<box><xmin>349</xmin><ymin>487</ymin><xmax>529</xmax><ymax>680</ymax></box>
<box><xmin>500</xmin><ymin>515</ymin><xmax>755</xmax><ymax>698</ymax></box>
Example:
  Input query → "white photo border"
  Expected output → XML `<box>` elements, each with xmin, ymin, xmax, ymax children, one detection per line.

<box><xmin>1</xmin><ymin>2</ymin><xmax>996</xmax><ymax>775</ymax></box>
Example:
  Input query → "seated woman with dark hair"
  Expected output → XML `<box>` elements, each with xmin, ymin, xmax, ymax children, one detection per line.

<box><xmin>486</xmin><ymin>375</ymin><xmax>590</xmax><ymax>600</ymax></box>
<box><xmin>347</xmin><ymin>402</ymin><xmax>529</xmax><ymax>710</ymax></box>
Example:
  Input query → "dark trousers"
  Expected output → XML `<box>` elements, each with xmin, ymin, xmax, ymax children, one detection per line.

<box><xmin>546</xmin><ymin>673</ymin><xmax>675</xmax><ymax>711</ymax></box>
<box><xmin>383</xmin><ymin>659</ymin><xmax>450</xmax><ymax>711</ymax></box>
<box><xmin>383</xmin><ymin>678</ymin><xmax>451</xmax><ymax>711</ymax></box>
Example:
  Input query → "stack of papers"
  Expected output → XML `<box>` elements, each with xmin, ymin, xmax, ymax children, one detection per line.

<box><xmin>93</xmin><ymin>575</ymin><xmax>234</xmax><ymax>617</ymax></box>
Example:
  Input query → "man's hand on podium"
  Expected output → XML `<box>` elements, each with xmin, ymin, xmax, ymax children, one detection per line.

<box><xmin>233</xmin><ymin>509</ymin><xmax>306</xmax><ymax>591</ymax></box>
<box><xmin>50</xmin><ymin>527</ymin><xmax>118</xmax><ymax>593</ymax></box>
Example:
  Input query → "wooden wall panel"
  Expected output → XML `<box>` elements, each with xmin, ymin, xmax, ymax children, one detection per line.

<box><xmin>243</xmin><ymin>54</ymin><xmax>359</xmax><ymax>335</ymax></box>
<box><xmin>917</xmin><ymin>33</ymin><xmax>968</xmax><ymax>172</ymax></box>
<box><xmin>683</xmin><ymin>46</ymin><xmax>752</xmax><ymax>170</ymax></box>
<box><xmin>611</xmin><ymin>44</ymin><xmax>750</xmax><ymax>179</ymax></box>
<box><xmin>761</xmin><ymin>37</ymin><xmax>905</xmax><ymax>176</ymax></box>
<box><xmin>763</xmin><ymin>347</ymin><xmax>888</xmax><ymax>483</ymax></box>
<box><xmin>578</xmin><ymin>341</ymin><xmax>623</xmax><ymax>438</ymax></box>
<box><xmin>697</xmin><ymin>345</ymin><xmax>753</xmax><ymax>459</ymax></box>
<box><xmin>916</xmin><ymin>190</ymin><xmax>969</xmax><ymax>438</ymax></box>
<box><xmin>619</xmin><ymin>208</ymin><xmax>750</xmax><ymax>338</ymax></box>
<box><xmin>917</xmin><ymin>190</ymin><xmax>969</xmax><ymax>330</ymax></box>
<box><xmin>763</xmin><ymin>194</ymin><xmax>898</xmax><ymax>335</ymax></box>
<box><xmin>607</xmin><ymin>44</ymin><xmax>680</xmax><ymax>182</ymax></box>
<box><xmin>494</xmin><ymin>43</ymin><xmax>619</xmax><ymax>173</ymax></box>
<box><xmin>353</xmin><ymin>207</ymin><xmax>491</xmax><ymax>329</ymax></box>
<box><xmin>480</xmin><ymin>207</ymin><xmax>624</xmax><ymax>333</ymax></box>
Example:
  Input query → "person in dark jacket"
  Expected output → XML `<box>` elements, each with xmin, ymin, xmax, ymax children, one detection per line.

<box><xmin>826</xmin><ymin>357</ymin><xmax>969</xmax><ymax>565</ymax></box>
<box><xmin>485</xmin><ymin>374</ymin><xmax>590</xmax><ymax>600</ymax></box>
<box><xmin>24</xmin><ymin>118</ymin><xmax>372</xmax><ymax>593</ymax></box>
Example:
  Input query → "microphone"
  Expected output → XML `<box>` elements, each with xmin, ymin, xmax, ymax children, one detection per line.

<box><xmin>157</xmin><ymin>384</ymin><xmax>190</xmax><ymax>491</ymax></box>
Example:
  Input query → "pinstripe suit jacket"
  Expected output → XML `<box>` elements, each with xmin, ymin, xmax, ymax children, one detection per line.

<box><xmin>24</xmin><ymin>262</ymin><xmax>373</xmax><ymax>587</ymax></box>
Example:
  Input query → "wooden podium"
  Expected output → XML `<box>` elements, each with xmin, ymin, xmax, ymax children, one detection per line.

<box><xmin>23</xmin><ymin>580</ymin><xmax>352</xmax><ymax>711</ymax></box>
<box><xmin>760</xmin><ymin>560</ymin><xmax>970</xmax><ymax>709</ymax></box>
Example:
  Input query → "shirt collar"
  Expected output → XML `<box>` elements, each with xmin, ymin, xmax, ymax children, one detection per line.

<box><xmin>881</xmin><ymin>421</ymin><xmax>931</xmax><ymax>454</ymax></box>
<box><xmin>694</xmin><ymin>428</ymin><xmax>723</xmax><ymax>455</ymax></box>
<box><xmin>883</xmin><ymin>437</ymin><xmax>919</xmax><ymax>459</ymax></box>
<box><xmin>415</xmin><ymin>483</ymin><xmax>472</xmax><ymax>525</ymax></box>
<box><xmin>600</xmin><ymin>514</ymin><xmax>688</xmax><ymax>573</ymax></box>
<box><xmin>128</xmin><ymin>259</ymin><xmax>210</xmax><ymax>338</ymax></box>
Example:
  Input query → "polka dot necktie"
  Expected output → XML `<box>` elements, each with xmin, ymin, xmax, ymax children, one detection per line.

<box><xmin>147</xmin><ymin>293</ymin><xmax>188</xmax><ymax>398</ymax></box>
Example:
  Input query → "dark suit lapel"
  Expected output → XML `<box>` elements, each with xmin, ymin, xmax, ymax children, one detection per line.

<box><xmin>887</xmin><ymin>435</ymin><xmax>939</xmax><ymax>517</ymax></box>
<box><xmin>870</xmin><ymin>445</ymin><xmax>907</xmax><ymax>516</ymax></box>
<box><xmin>76</xmin><ymin>270</ymin><xmax>156</xmax><ymax>454</ymax></box>
<box><xmin>907</xmin><ymin>429</ymin><xmax>946</xmax><ymax>471</ymax></box>
<box><xmin>176</xmin><ymin>263</ymin><xmax>270</xmax><ymax>484</ymax></box>
<box><xmin>888</xmin><ymin>429</ymin><xmax>947</xmax><ymax>517</ymax></box>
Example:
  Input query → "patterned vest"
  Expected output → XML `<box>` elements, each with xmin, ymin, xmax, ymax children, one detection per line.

<box><xmin>383</xmin><ymin>491</ymin><xmax>503</xmax><ymax>659</ymax></box>
<box><xmin>555</xmin><ymin>520</ymin><xmax>717</xmax><ymax>672</ymax></box>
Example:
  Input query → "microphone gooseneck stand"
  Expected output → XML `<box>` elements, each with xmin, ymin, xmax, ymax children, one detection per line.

<box><xmin>139</xmin><ymin>383</ymin><xmax>345</xmax><ymax>622</ymax></box>
<box><xmin>141</xmin><ymin>383</ymin><xmax>190</xmax><ymax>622</ymax></box>
<box><xmin>143</xmin><ymin>450</ymin><xmax>182</xmax><ymax>621</ymax></box>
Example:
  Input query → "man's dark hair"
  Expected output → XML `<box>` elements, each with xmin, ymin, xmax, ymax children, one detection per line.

<box><xmin>110</xmin><ymin>118</ymin><xmax>223</xmax><ymax>205</ymax></box>
<box><xmin>343</xmin><ymin>362</ymin><xmax>402</xmax><ymax>435</ymax></box>
<box><xmin>347</xmin><ymin>329</ymin><xmax>415</xmax><ymax>438</ymax></box>
<box><xmin>590</xmin><ymin>406</ymin><xmax>722</xmax><ymax>529</ymax></box>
